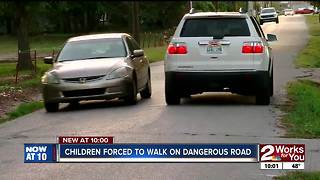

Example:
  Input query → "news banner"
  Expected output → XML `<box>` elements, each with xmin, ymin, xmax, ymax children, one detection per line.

<box><xmin>24</xmin><ymin>136</ymin><xmax>305</xmax><ymax>170</ymax></box>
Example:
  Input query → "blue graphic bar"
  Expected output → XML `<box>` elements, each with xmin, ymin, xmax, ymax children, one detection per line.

<box><xmin>24</xmin><ymin>144</ymin><xmax>56</xmax><ymax>163</ymax></box>
<box><xmin>58</xmin><ymin>144</ymin><xmax>258</xmax><ymax>162</ymax></box>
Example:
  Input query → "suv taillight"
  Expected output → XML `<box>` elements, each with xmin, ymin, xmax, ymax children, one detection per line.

<box><xmin>242</xmin><ymin>42</ymin><xmax>264</xmax><ymax>53</ymax></box>
<box><xmin>167</xmin><ymin>42</ymin><xmax>188</xmax><ymax>54</ymax></box>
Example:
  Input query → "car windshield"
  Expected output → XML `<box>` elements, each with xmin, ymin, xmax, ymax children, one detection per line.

<box><xmin>261</xmin><ymin>8</ymin><xmax>276</xmax><ymax>13</ymax></box>
<box><xmin>57</xmin><ymin>38</ymin><xmax>127</xmax><ymax>62</ymax></box>
<box><xmin>180</xmin><ymin>18</ymin><xmax>250</xmax><ymax>37</ymax></box>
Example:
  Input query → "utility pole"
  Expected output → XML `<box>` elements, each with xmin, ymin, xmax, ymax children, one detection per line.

<box><xmin>131</xmin><ymin>1</ymin><xmax>140</xmax><ymax>45</ymax></box>
<box><xmin>248</xmin><ymin>1</ymin><xmax>254</xmax><ymax>16</ymax></box>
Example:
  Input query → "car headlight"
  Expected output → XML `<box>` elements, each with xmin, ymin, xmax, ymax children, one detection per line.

<box><xmin>41</xmin><ymin>72</ymin><xmax>60</xmax><ymax>84</ymax></box>
<box><xmin>106</xmin><ymin>67</ymin><xmax>129</xmax><ymax>80</ymax></box>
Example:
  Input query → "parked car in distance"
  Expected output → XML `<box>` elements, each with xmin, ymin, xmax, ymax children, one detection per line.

<box><xmin>165</xmin><ymin>12</ymin><xmax>277</xmax><ymax>105</ymax></box>
<box><xmin>284</xmin><ymin>9</ymin><xmax>294</xmax><ymax>16</ymax></box>
<box><xmin>294</xmin><ymin>8</ymin><xmax>314</xmax><ymax>14</ymax></box>
<box><xmin>259</xmin><ymin>7</ymin><xmax>279</xmax><ymax>25</ymax></box>
<box><xmin>41</xmin><ymin>33</ymin><xmax>152</xmax><ymax>112</ymax></box>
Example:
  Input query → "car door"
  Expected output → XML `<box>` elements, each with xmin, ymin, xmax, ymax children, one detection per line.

<box><xmin>130</xmin><ymin>37</ymin><xmax>149</xmax><ymax>87</ymax></box>
<box><xmin>125</xmin><ymin>37</ymin><xmax>143</xmax><ymax>89</ymax></box>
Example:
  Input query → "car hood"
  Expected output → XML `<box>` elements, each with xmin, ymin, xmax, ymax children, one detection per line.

<box><xmin>51</xmin><ymin>57</ymin><xmax>127</xmax><ymax>78</ymax></box>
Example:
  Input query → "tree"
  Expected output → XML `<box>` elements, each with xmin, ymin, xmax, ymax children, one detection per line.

<box><xmin>310</xmin><ymin>1</ymin><xmax>320</xmax><ymax>23</ymax></box>
<box><xmin>131</xmin><ymin>1</ymin><xmax>140</xmax><ymax>45</ymax></box>
<box><xmin>15</xmin><ymin>2</ymin><xmax>33</xmax><ymax>70</ymax></box>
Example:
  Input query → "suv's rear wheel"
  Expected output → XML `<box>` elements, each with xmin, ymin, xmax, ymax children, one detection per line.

<box><xmin>270</xmin><ymin>69</ymin><xmax>274</xmax><ymax>96</ymax></box>
<box><xmin>256</xmin><ymin>75</ymin><xmax>271</xmax><ymax>105</ymax></box>
<box><xmin>165</xmin><ymin>77</ymin><xmax>180</xmax><ymax>105</ymax></box>
<box><xmin>45</xmin><ymin>102</ymin><xmax>59</xmax><ymax>112</ymax></box>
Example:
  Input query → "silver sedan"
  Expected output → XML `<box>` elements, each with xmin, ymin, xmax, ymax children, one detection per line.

<box><xmin>41</xmin><ymin>33</ymin><xmax>152</xmax><ymax>112</ymax></box>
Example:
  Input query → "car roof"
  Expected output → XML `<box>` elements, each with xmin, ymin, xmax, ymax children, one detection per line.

<box><xmin>184</xmin><ymin>12</ymin><xmax>247</xmax><ymax>19</ymax></box>
<box><xmin>68</xmin><ymin>33</ymin><xmax>130</xmax><ymax>42</ymax></box>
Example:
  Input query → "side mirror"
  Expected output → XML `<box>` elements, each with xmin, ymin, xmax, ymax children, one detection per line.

<box><xmin>267</xmin><ymin>34</ymin><xmax>277</xmax><ymax>42</ymax></box>
<box><xmin>44</xmin><ymin>56</ymin><xmax>54</xmax><ymax>64</ymax></box>
<box><xmin>132</xmin><ymin>49</ymin><xmax>144</xmax><ymax>57</ymax></box>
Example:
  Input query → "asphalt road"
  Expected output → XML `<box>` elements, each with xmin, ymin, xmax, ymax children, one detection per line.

<box><xmin>1</xmin><ymin>15</ymin><xmax>319</xmax><ymax>180</ymax></box>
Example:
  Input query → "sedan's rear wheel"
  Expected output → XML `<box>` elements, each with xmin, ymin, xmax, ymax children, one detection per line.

<box><xmin>44</xmin><ymin>102</ymin><xmax>59</xmax><ymax>112</ymax></box>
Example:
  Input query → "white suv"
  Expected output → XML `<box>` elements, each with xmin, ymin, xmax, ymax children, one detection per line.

<box><xmin>259</xmin><ymin>7</ymin><xmax>279</xmax><ymax>25</ymax></box>
<box><xmin>164</xmin><ymin>12</ymin><xmax>277</xmax><ymax>105</ymax></box>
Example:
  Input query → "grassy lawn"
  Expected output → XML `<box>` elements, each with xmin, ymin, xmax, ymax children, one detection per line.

<box><xmin>0</xmin><ymin>34</ymin><xmax>72</xmax><ymax>54</ymax></box>
<box><xmin>144</xmin><ymin>46</ymin><xmax>166</xmax><ymax>62</ymax></box>
<box><xmin>0</xmin><ymin>101</ymin><xmax>43</xmax><ymax>124</ymax></box>
<box><xmin>295</xmin><ymin>15</ymin><xmax>320</xmax><ymax>68</ymax></box>
<box><xmin>0</xmin><ymin>60</ymin><xmax>51</xmax><ymax>78</ymax></box>
<box><xmin>0</xmin><ymin>33</ymin><xmax>166</xmax><ymax>63</ymax></box>
<box><xmin>283</xmin><ymin>80</ymin><xmax>320</xmax><ymax>138</ymax></box>
<box><xmin>275</xmin><ymin>171</ymin><xmax>320</xmax><ymax>180</ymax></box>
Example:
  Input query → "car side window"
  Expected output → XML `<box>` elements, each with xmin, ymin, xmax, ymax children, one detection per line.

<box><xmin>129</xmin><ymin>37</ymin><xmax>140</xmax><ymax>50</ymax></box>
<box><xmin>255</xmin><ymin>17</ymin><xmax>266</xmax><ymax>39</ymax></box>
<box><xmin>125</xmin><ymin>37</ymin><xmax>135</xmax><ymax>54</ymax></box>
<box><xmin>250</xmin><ymin>16</ymin><xmax>266</xmax><ymax>39</ymax></box>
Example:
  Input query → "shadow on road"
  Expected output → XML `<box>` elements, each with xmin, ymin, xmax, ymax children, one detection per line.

<box><xmin>181</xmin><ymin>93</ymin><xmax>256</xmax><ymax>106</ymax></box>
<box><xmin>59</xmin><ymin>98</ymin><xmax>144</xmax><ymax>112</ymax></box>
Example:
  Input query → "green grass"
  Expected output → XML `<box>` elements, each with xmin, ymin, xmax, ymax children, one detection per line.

<box><xmin>295</xmin><ymin>15</ymin><xmax>320</xmax><ymax>68</ymax></box>
<box><xmin>0</xmin><ymin>101</ymin><xmax>43</xmax><ymax>124</ymax></box>
<box><xmin>275</xmin><ymin>171</ymin><xmax>320</xmax><ymax>180</ymax></box>
<box><xmin>0</xmin><ymin>34</ymin><xmax>72</xmax><ymax>54</ymax></box>
<box><xmin>283</xmin><ymin>80</ymin><xmax>320</xmax><ymax>138</ymax></box>
<box><xmin>144</xmin><ymin>46</ymin><xmax>166</xmax><ymax>63</ymax></box>
<box><xmin>0</xmin><ymin>61</ymin><xmax>51</xmax><ymax>78</ymax></box>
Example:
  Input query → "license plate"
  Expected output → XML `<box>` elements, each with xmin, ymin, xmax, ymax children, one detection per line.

<box><xmin>207</xmin><ymin>45</ymin><xmax>222</xmax><ymax>54</ymax></box>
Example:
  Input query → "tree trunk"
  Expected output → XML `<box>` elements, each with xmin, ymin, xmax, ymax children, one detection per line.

<box><xmin>5</xmin><ymin>17</ymin><xmax>12</xmax><ymax>34</ymax></box>
<box><xmin>131</xmin><ymin>1</ymin><xmax>140</xmax><ymax>45</ymax></box>
<box><xmin>15</xmin><ymin>2</ymin><xmax>33</xmax><ymax>70</ymax></box>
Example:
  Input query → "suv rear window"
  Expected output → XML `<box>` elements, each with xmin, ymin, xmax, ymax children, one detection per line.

<box><xmin>180</xmin><ymin>18</ymin><xmax>250</xmax><ymax>37</ymax></box>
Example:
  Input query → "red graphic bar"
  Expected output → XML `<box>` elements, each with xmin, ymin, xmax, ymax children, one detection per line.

<box><xmin>58</xmin><ymin>136</ymin><xmax>114</xmax><ymax>144</ymax></box>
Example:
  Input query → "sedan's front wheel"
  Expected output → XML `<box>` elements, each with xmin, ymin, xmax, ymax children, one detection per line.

<box><xmin>124</xmin><ymin>80</ymin><xmax>138</xmax><ymax>105</ymax></box>
<box><xmin>44</xmin><ymin>102</ymin><xmax>59</xmax><ymax>112</ymax></box>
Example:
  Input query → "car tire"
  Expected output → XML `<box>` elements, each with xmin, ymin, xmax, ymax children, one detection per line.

<box><xmin>140</xmin><ymin>71</ymin><xmax>152</xmax><ymax>99</ymax></box>
<box><xmin>124</xmin><ymin>79</ymin><xmax>138</xmax><ymax>105</ymax></box>
<box><xmin>276</xmin><ymin>18</ymin><xmax>279</xmax><ymax>24</ymax></box>
<box><xmin>165</xmin><ymin>77</ymin><xmax>180</xmax><ymax>105</ymax></box>
<box><xmin>260</xmin><ymin>20</ymin><xmax>264</xmax><ymax>25</ymax></box>
<box><xmin>270</xmin><ymin>69</ymin><xmax>274</xmax><ymax>97</ymax></box>
<box><xmin>45</xmin><ymin>102</ymin><xmax>59</xmax><ymax>112</ymax></box>
<box><xmin>256</xmin><ymin>76</ymin><xmax>271</xmax><ymax>105</ymax></box>
<box><xmin>69</xmin><ymin>101</ymin><xmax>79</xmax><ymax>108</ymax></box>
